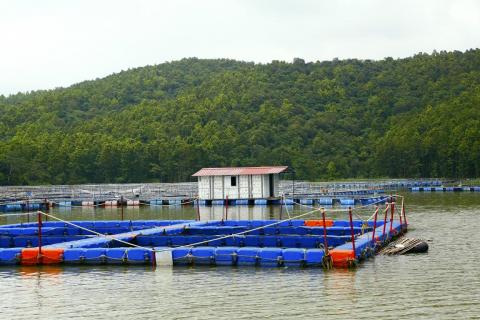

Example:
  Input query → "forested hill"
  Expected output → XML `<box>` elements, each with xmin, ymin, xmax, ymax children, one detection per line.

<box><xmin>1</xmin><ymin>50</ymin><xmax>479</xmax><ymax>185</ymax></box>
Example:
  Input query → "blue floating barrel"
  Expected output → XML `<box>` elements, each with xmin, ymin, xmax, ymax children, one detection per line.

<box><xmin>254</xmin><ymin>199</ymin><xmax>268</xmax><ymax>205</ymax></box>
<box><xmin>106</xmin><ymin>248</ymin><xmax>127</xmax><ymax>264</ymax></box>
<box><xmin>474</xmin><ymin>187</ymin><xmax>480</xmax><ymax>192</ymax></box>
<box><xmin>298</xmin><ymin>237</ymin><xmax>319</xmax><ymax>248</ymax></box>
<box><xmin>23</xmin><ymin>203</ymin><xmax>40</xmax><ymax>211</ymax></box>
<box><xmin>237</xmin><ymin>247</ymin><xmax>259</xmax><ymax>266</ymax></box>
<box><xmin>196</xmin><ymin>200</ymin><xmax>209</xmax><ymax>206</ymax></box>
<box><xmin>149</xmin><ymin>200</ymin><xmax>160</xmax><ymax>205</ymax></box>
<box><xmin>411</xmin><ymin>187</ymin><xmax>420</xmax><ymax>192</ymax></box>
<box><xmin>445</xmin><ymin>187</ymin><xmax>454</xmax><ymax>192</ymax></box>
<box><xmin>340</xmin><ymin>199</ymin><xmax>354</xmax><ymax>206</ymax></box>
<box><xmin>259</xmin><ymin>248</ymin><xmax>282</xmax><ymax>267</ymax></box>
<box><xmin>0</xmin><ymin>248</ymin><xmax>22</xmax><ymax>265</ymax></box>
<box><xmin>261</xmin><ymin>236</ymin><xmax>279</xmax><ymax>247</ymax></box>
<box><xmin>5</xmin><ymin>204</ymin><xmax>22</xmax><ymax>212</ymax></box>
<box><xmin>318</xmin><ymin>197</ymin><xmax>333</xmax><ymax>205</ymax></box>
<box><xmin>282</xmin><ymin>248</ymin><xmax>306</xmax><ymax>267</ymax></box>
<box><xmin>191</xmin><ymin>247</ymin><xmax>215</xmax><ymax>265</ymax></box>
<box><xmin>305</xmin><ymin>249</ymin><xmax>325</xmax><ymax>267</ymax></box>
<box><xmin>126</xmin><ymin>248</ymin><xmax>151</xmax><ymax>264</ymax></box>
<box><xmin>300</xmin><ymin>199</ymin><xmax>313</xmax><ymax>205</ymax></box>
<box><xmin>169</xmin><ymin>199</ymin><xmax>182</xmax><ymax>206</ymax></box>
<box><xmin>214</xmin><ymin>247</ymin><xmax>238</xmax><ymax>266</ymax></box>
<box><xmin>423</xmin><ymin>187</ymin><xmax>432</xmax><ymax>192</ymax></box>
<box><xmin>83</xmin><ymin>248</ymin><xmax>106</xmax><ymax>264</ymax></box>
<box><xmin>63</xmin><ymin>249</ymin><xmax>86</xmax><ymax>263</ymax></box>
<box><xmin>58</xmin><ymin>201</ymin><xmax>72</xmax><ymax>207</ymax></box>
<box><xmin>0</xmin><ymin>237</ymin><xmax>12</xmax><ymax>248</ymax></box>
<box><xmin>212</xmin><ymin>200</ymin><xmax>225</xmax><ymax>206</ymax></box>
<box><xmin>171</xmin><ymin>248</ymin><xmax>191</xmax><ymax>265</ymax></box>
<box><xmin>279</xmin><ymin>235</ymin><xmax>300</xmax><ymax>248</ymax></box>
<box><xmin>244</xmin><ymin>236</ymin><xmax>261</xmax><ymax>247</ymax></box>
<box><xmin>435</xmin><ymin>187</ymin><xmax>445</xmax><ymax>192</ymax></box>
<box><xmin>282</xmin><ymin>198</ymin><xmax>294</xmax><ymax>205</ymax></box>
<box><xmin>235</xmin><ymin>199</ymin><xmax>249</xmax><ymax>205</ymax></box>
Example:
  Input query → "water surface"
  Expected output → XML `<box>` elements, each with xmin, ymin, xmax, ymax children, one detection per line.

<box><xmin>1</xmin><ymin>193</ymin><xmax>479</xmax><ymax>319</ymax></box>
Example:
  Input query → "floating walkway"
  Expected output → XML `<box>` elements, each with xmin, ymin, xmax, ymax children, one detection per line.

<box><xmin>410</xmin><ymin>186</ymin><xmax>480</xmax><ymax>192</ymax></box>
<box><xmin>0</xmin><ymin>198</ymin><xmax>407</xmax><ymax>268</ymax></box>
<box><xmin>0</xmin><ymin>196</ymin><xmax>390</xmax><ymax>212</ymax></box>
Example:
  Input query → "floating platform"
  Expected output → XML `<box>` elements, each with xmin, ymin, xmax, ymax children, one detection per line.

<box><xmin>0</xmin><ymin>216</ymin><xmax>406</xmax><ymax>268</ymax></box>
<box><xmin>410</xmin><ymin>186</ymin><xmax>480</xmax><ymax>192</ymax></box>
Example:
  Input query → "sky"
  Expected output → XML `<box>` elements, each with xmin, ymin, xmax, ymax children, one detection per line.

<box><xmin>0</xmin><ymin>0</ymin><xmax>479</xmax><ymax>96</ymax></box>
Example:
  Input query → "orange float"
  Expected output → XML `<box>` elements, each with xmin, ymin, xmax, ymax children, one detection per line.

<box><xmin>21</xmin><ymin>248</ymin><xmax>64</xmax><ymax>265</ymax></box>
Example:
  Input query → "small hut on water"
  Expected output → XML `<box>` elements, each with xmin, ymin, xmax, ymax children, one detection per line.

<box><xmin>192</xmin><ymin>166</ymin><xmax>288</xmax><ymax>200</ymax></box>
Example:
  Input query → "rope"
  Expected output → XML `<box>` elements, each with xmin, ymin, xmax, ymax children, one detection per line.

<box><xmin>0</xmin><ymin>212</ymin><xmax>38</xmax><ymax>218</ymax></box>
<box><xmin>35</xmin><ymin>204</ymin><xmax>324</xmax><ymax>254</ymax></box>
<box><xmin>282</xmin><ymin>194</ymin><xmax>291</xmax><ymax>219</ymax></box>
<box><xmin>141</xmin><ymin>197</ymin><xmax>198</xmax><ymax>207</ymax></box>
<box><xmin>290</xmin><ymin>196</ymin><xmax>390</xmax><ymax>213</ymax></box>
<box><xmin>37</xmin><ymin>211</ymin><xmax>155</xmax><ymax>251</ymax></box>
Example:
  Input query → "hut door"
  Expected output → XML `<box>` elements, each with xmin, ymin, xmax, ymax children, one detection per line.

<box><xmin>269</xmin><ymin>174</ymin><xmax>274</xmax><ymax>197</ymax></box>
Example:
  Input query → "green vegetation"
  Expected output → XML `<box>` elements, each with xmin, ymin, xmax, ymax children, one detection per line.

<box><xmin>0</xmin><ymin>50</ymin><xmax>479</xmax><ymax>185</ymax></box>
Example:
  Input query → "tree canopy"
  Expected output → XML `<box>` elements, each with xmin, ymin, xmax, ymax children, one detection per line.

<box><xmin>0</xmin><ymin>50</ymin><xmax>479</xmax><ymax>185</ymax></box>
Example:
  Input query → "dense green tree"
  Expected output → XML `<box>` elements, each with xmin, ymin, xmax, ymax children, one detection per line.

<box><xmin>0</xmin><ymin>50</ymin><xmax>479</xmax><ymax>185</ymax></box>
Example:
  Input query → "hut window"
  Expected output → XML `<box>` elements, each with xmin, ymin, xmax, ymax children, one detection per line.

<box><xmin>231</xmin><ymin>176</ymin><xmax>237</xmax><ymax>186</ymax></box>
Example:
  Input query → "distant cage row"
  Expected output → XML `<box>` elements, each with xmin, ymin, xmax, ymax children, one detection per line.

<box><xmin>0</xmin><ymin>197</ymin><xmax>389</xmax><ymax>212</ymax></box>
<box><xmin>410</xmin><ymin>186</ymin><xmax>480</xmax><ymax>192</ymax></box>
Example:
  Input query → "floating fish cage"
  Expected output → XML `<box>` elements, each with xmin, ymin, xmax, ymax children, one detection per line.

<box><xmin>0</xmin><ymin>199</ymin><xmax>408</xmax><ymax>268</ymax></box>
<box><xmin>410</xmin><ymin>186</ymin><xmax>480</xmax><ymax>192</ymax></box>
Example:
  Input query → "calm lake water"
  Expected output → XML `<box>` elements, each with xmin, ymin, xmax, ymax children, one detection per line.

<box><xmin>1</xmin><ymin>193</ymin><xmax>480</xmax><ymax>319</ymax></box>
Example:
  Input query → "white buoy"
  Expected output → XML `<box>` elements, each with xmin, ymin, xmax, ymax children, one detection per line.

<box><xmin>155</xmin><ymin>250</ymin><xmax>173</xmax><ymax>266</ymax></box>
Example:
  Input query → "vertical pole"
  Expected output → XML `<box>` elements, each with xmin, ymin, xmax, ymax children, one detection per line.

<box><xmin>151</xmin><ymin>250</ymin><xmax>156</xmax><ymax>268</ymax></box>
<box><xmin>398</xmin><ymin>198</ymin><xmax>403</xmax><ymax>226</ymax></box>
<box><xmin>196</xmin><ymin>197</ymin><xmax>201</xmax><ymax>221</ymax></box>
<box><xmin>382</xmin><ymin>203</ymin><xmax>389</xmax><ymax>239</ymax></box>
<box><xmin>121</xmin><ymin>196</ymin><xmax>124</xmax><ymax>221</ymax></box>
<box><xmin>321</xmin><ymin>208</ymin><xmax>329</xmax><ymax>255</ymax></box>
<box><xmin>225</xmin><ymin>195</ymin><xmax>229</xmax><ymax>220</ymax></box>
<box><xmin>402</xmin><ymin>199</ymin><xmax>407</xmax><ymax>229</ymax></box>
<box><xmin>348</xmin><ymin>207</ymin><xmax>356</xmax><ymax>259</ymax></box>
<box><xmin>37</xmin><ymin>211</ymin><xmax>43</xmax><ymax>263</ymax></box>
<box><xmin>389</xmin><ymin>196</ymin><xmax>395</xmax><ymax>234</ymax></box>
<box><xmin>371</xmin><ymin>206</ymin><xmax>379</xmax><ymax>248</ymax></box>
<box><xmin>292</xmin><ymin>171</ymin><xmax>295</xmax><ymax>200</ymax></box>
<box><xmin>279</xmin><ymin>195</ymin><xmax>283</xmax><ymax>220</ymax></box>
<box><xmin>44</xmin><ymin>198</ymin><xmax>49</xmax><ymax>221</ymax></box>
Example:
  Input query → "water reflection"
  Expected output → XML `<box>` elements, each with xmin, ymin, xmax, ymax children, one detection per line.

<box><xmin>1</xmin><ymin>193</ymin><xmax>480</xmax><ymax>319</ymax></box>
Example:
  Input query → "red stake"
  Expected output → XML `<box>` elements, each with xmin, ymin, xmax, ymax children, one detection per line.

<box><xmin>196</xmin><ymin>197</ymin><xmax>201</xmax><ymax>221</ymax></box>
<box><xmin>402</xmin><ymin>201</ymin><xmax>408</xmax><ymax>229</ymax></box>
<box><xmin>371</xmin><ymin>206</ymin><xmax>379</xmax><ymax>247</ymax></box>
<box><xmin>389</xmin><ymin>197</ymin><xmax>395</xmax><ymax>234</ymax></box>
<box><xmin>225</xmin><ymin>195</ymin><xmax>229</xmax><ymax>220</ymax></box>
<box><xmin>321</xmin><ymin>208</ymin><xmax>329</xmax><ymax>255</ymax></box>
<box><xmin>382</xmin><ymin>203</ymin><xmax>389</xmax><ymax>239</ymax></box>
<box><xmin>348</xmin><ymin>207</ymin><xmax>356</xmax><ymax>259</ymax></box>
<box><xmin>151</xmin><ymin>250</ymin><xmax>156</xmax><ymax>269</ymax></box>
<box><xmin>37</xmin><ymin>211</ymin><xmax>43</xmax><ymax>264</ymax></box>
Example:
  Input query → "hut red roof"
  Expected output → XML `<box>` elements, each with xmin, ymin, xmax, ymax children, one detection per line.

<box><xmin>192</xmin><ymin>166</ymin><xmax>288</xmax><ymax>177</ymax></box>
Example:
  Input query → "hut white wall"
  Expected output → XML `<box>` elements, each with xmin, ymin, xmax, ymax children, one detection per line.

<box><xmin>223</xmin><ymin>175</ymin><xmax>240</xmax><ymax>199</ymax></box>
<box><xmin>213</xmin><ymin>176</ymin><xmax>224</xmax><ymax>199</ymax></box>
<box><xmin>274</xmin><ymin>174</ymin><xmax>279</xmax><ymax>196</ymax></box>
<box><xmin>239</xmin><ymin>175</ymin><xmax>250</xmax><ymax>198</ymax></box>
<box><xmin>198</xmin><ymin>176</ymin><xmax>212</xmax><ymax>199</ymax></box>
<box><xmin>251</xmin><ymin>175</ymin><xmax>264</xmax><ymax>198</ymax></box>
<box><xmin>197</xmin><ymin>173</ymin><xmax>281</xmax><ymax>199</ymax></box>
